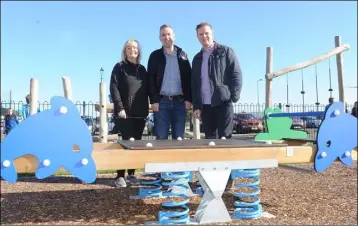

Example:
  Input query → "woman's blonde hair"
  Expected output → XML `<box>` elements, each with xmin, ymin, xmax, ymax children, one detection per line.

<box><xmin>121</xmin><ymin>39</ymin><xmax>141</xmax><ymax>64</ymax></box>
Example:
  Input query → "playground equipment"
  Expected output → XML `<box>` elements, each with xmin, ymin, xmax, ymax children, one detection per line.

<box><xmin>231</xmin><ymin>169</ymin><xmax>262</xmax><ymax>220</ymax></box>
<box><xmin>1</xmin><ymin>96</ymin><xmax>96</xmax><ymax>184</ymax></box>
<box><xmin>135</xmin><ymin>172</ymin><xmax>193</xmax><ymax>224</ymax></box>
<box><xmin>264</xmin><ymin>36</ymin><xmax>350</xmax><ymax>109</ymax></box>
<box><xmin>157</xmin><ymin>172</ymin><xmax>192</xmax><ymax>224</ymax></box>
<box><xmin>132</xmin><ymin>170</ymin><xmax>194</xmax><ymax>202</ymax></box>
<box><xmin>255</xmin><ymin>101</ymin><xmax>357</xmax><ymax>173</ymax></box>
<box><xmin>255</xmin><ymin>107</ymin><xmax>308</xmax><ymax>141</ymax></box>
<box><xmin>137</xmin><ymin>173</ymin><xmax>163</xmax><ymax>198</ymax></box>
<box><xmin>257</xmin><ymin>35</ymin><xmax>354</xmax><ymax>169</ymax></box>
<box><xmin>1</xmin><ymin>36</ymin><xmax>357</xmax><ymax>224</ymax></box>
<box><xmin>1</xmin><ymin>96</ymin><xmax>357</xmax><ymax>224</ymax></box>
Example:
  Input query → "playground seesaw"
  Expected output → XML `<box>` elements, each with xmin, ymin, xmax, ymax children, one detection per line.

<box><xmin>1</xmin><ymin>96</ymin><xmax>357</xmax><ymax>224</ymax></box>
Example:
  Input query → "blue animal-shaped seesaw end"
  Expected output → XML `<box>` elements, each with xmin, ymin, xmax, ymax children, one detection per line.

<box><xmin>314</xmin><ymin>102</ymin><xmax>357</xmax><ymax>173</ymax></box>
<box><xmin>1</xmin><ymin>96</ymin><xmax>97</xmax><ymax>184</ymax></box>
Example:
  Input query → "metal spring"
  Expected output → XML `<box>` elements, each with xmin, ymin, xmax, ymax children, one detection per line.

<box><xmin>138</xmin><ymin>173</ymin><xmax>163</xmax><ymax>198</ymax></box>
<box><xmin>231</xmin><ymin>169</ymin><xmax>262</xmax><ymax>219</ymax></box>
<box><xmin>158</xmin><ymin>172</ymin><xmax>191</xmax><ymax>224</ymax></box>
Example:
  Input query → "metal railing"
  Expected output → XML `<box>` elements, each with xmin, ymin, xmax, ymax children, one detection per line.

<box><xmin>1</xmin><ymin>100</ymin><xmax>354</xmax><ymax>141</ymax></box>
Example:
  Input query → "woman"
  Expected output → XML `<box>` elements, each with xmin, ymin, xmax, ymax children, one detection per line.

<box><xmin>110</xmin><ymin>40</ymin><xmax>149</xmax><ymax>188</ymax></box>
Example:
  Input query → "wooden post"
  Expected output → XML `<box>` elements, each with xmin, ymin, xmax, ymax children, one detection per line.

<box><xmin>99</xmin><ymin>82</ymin><xmax>108</xmax><ymax>143</ymax></box>
<box><xmin>62</xmin><ymin>76</ymin><xmax>72</xmax><ymax>100</ymax></box>
<box><xmin>265</xmin><ymin>47</ymin><xmax>273</xmax><ymax>108</ymax></box>
<box><xmin>193</xmin><ymin>111</ymin><xmax>201</xmax><ymax>139</ymax></box>
<box><xmin>335</xmin><ymin>36</ymin><xmax>345</xmax><ymax>105</ymax></box>
<box><xmin>30</xmin><ymin>78</ymin><xmax>38</xmax><ymax>115</ymax></box>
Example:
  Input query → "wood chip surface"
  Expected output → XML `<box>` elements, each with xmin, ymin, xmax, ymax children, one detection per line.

<box><xmin>1</xmin><ymin>162</ymin><xmax>357</xmax><ymax>225</ymax></box>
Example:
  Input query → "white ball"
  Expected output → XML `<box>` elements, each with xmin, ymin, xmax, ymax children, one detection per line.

<box><xmin>333</xmin><ymin>110</ymin><xmax>340</xmax><ymax>116</ymax></box>
<box><xmin>59</xmin><ymin>106</ymin><xmax>67</xmax><ymax>114</ymax></box>
<box><xmin>177</xmin><ymin>137</ymin><xmax>182</xmax><ymax>141</ymax></box>
<box><xmin>129</xmin><ymin>137</ymin><xmax>135</xmax><ymax>141</ymax></box>
<box><xmin>344</xmin><ymin>151</ymin><xmax>351</xmax><ymax>157</ymax></box>
<box><xmin>221</xmin><ymin>137</ymin><xmax>226</xmax><ymax>140</ymax></box>
<box><xmin>321</xmin><ymin>152</ymin><xmax>327</xmax><ymax>158</ymax></box>
<box><xmin>146</xmin><ymin>143</ymin><xmax>153</xmax><ymax>147</ymax></box>
<box><xmin>208</xmin><ymin>141</ymin><xmax>215</xmax><ymax>146</ymax></box>
<box><xmin>81</xmin><ymin>158</ymin><xmax>89</xmax><ymax>165</ymax></box>
<box><xmin>43</xmin><ymin>159</ymin><xmax>51</xmax><ymax>167</ymax></box>
<box><xmin>2</xmin><ymin>160</ymin><xmax>11</xmax><ymax>168</ymax></box>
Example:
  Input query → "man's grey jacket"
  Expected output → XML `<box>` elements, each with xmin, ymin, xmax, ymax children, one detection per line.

<box><xmin>191</xmin><ymin>42</ymin><xmax>243</xmax><ymax>111</ymax></box>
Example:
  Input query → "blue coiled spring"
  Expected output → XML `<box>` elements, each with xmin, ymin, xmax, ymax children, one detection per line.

<box><xmin>231</xmin><ymin>169</ymin><xmax>262</xmax><ymax>219</ymax></box>
<box><xmin>138</xmin><ymin>173</ymin><xmax>163</xmax><ymax>198</ymax></box>
<box><xmin>158</xmin><ymin>172</ymin><xmax>191</xmax><ymax>224</ymax></box>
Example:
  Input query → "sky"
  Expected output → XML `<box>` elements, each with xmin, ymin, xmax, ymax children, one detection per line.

<box><xmin>1</xmin><ymin>1</ymin><xmax>357</xmax><ymax>106</ymax></box>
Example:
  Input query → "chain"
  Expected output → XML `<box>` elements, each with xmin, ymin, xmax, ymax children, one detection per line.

<box><xmin>113</xmin><ymin>115</ymin><xmax>147</xmax><ymax>120</ymax></box>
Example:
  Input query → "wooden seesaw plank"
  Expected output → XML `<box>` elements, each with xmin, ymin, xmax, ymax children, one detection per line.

<box><xmin>10</xmin><ymin>143</ymin><xmax>125</xmax><ymax>173</ymax></box>
<box><xmin>281</xmin><ymin>138</ymin><xmax>317</xmax><ymax>146</ymax></box>
<box><xmin>10</xmin><ymin>141</ymin><xmax>357</xmax><ymax>173</ymax></box>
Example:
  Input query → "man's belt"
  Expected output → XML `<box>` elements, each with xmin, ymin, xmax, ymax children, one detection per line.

<box><xmin>160</xmin><ymin>95</ymin><xmax>184</xmax><ymax>100</ymax></box>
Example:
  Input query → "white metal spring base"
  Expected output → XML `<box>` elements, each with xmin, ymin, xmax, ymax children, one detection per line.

<box><xmin>144</xmin><ymin>159</ymin><xmax>278</xmax><ymax>224</ymax></box>
<box><xmin>192</xmin><ymin>168</ymin><xmax>232</xmax><ymax>223</ymax></box>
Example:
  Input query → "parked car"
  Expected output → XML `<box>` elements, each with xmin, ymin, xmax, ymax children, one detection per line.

<box><xmin>234</xmin><ymin>113</ymin><xmax>263</xmax><ymax>134</ymax></box>
<box><xmin>291</xmin><ymin>118</ymin><xmax>306</xmax><ymax>130</ymax></box>
<box><xmin>261</xmin><ymin>116</ymin><xmax>306</xmax><ymax>131</ymax></box>
<box><xmin>300</xmin><ymin>116</ymin><xmax>322</xmax><ymax>128</ymax></box>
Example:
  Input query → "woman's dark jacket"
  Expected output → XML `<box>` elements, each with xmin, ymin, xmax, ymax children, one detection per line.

<box><xmin>109</xmin><ymin>59</ymin><xmax>149</xmax><ymax>118</ymax></box>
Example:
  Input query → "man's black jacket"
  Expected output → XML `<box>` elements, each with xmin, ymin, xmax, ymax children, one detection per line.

<box><xmin>191</xmin><ymin>42</ymin><xmax>243</xmax><ymax>110</ymax></box>
<box><xmin>147</xmin><ymin>45</ymin><xmax>192</xmax><ymax>104</ymax></box>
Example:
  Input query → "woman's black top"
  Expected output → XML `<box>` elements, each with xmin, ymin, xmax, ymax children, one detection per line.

<box><xmin>110</xmin><ymin>59</ymin><xmax>149</xmax><ymax>118</ymax></box>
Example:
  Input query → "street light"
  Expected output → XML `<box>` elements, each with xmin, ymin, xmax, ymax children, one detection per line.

<box><xmin>257</xmin><ymin>79</ymin><xmax>263</xmax><ymax>105</ymax></box>
<box><xmin>100</xmin><ymin>67</ymin><xmax>104</xmax><ymax>83</ymax></box>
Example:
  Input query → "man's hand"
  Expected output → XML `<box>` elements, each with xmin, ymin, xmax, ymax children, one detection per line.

<box><xmin>118</xmin><ymin>110</ymin><xmax>127</xmax><ymax>119</ymax></box>
<box><xmin>185</xmin><ymin>101</ymin><xmax>192</xmax><ymax>110</ymax></box>
<box><xmin>151</xmin><ymin>103</ymin><xmax>159</xmax><ymax>112</ymax></box>
<box><xmin>193</xmin><ymin>109</ymin><xmax>201</xmax><ymax>120</ymax></box>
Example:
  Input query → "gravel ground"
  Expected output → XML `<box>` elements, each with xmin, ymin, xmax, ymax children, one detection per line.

<box><xmin>1</xmin><ymin>162</ymin><xmax>357</xmax><ymax>225</ymax></box>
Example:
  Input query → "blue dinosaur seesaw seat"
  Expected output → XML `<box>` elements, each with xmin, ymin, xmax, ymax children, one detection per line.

<box><xmin>1</xmin><ymin>96</ymin><xmax>97</xmax><ymax>183</ymax></box>
<box><xmin>314</xmin><ymin>102</ymin><xmax>357</xmax><ymax>172</ymax></box>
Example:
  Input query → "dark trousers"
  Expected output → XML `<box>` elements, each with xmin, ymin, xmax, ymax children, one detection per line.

<box><xmin>115</xmin><ymin>117</ymin><xmax>146</xmax><ymax>178</ymax></box>
<box><xmin>201</xmin><ymin>101</ymin><xmax>234</xmax><ymax>139</ymax></box>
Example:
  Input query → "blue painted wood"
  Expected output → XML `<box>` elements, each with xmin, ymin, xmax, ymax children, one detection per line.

<box><xmin>1</xmin><ymin>96</ymin><xmax>97</xmax><ymax>183</ymax></box>
<box><xmin>267</xmin><ymin>111</ymin><xmax>324</xmax><ymax>118</ymax></box>
<box><xmin>314</xmin><ymin>102</ymin><xmax>357</xmax><ymax>172</ymax></box>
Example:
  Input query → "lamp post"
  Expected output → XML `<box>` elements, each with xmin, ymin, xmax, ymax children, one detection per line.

<box><xmin>257</xmin><ymin>79</ymin><xmax>263</xmax><ymax>105</ymax></box>
<box><xmin>100</xmin><ymin>67</ymin><xmax>104</xmax><ymax>83</ymax></box>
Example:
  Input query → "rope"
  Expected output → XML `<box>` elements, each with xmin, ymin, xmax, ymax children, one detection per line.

<box><xmin>301</xmin><ymin>69</ymin><xmax>305</xmax><ymax>112</ymax></box>
<box><xmin>286</xmin><ymin>73</ymin><xmax>290</xmax><ymax>109</ymax></box>
<box><xmin>315</xmin><ymin>64</ymin><xmax>320</xmax><ymax>109</ymax></box>
<box><xmin>328</xmin><ymin>58</ymin><xmax>333</xmax><ymax>97</ymax></box>
<box><xmin>113</xmin><ymin>116</ymin><xmax>147</xmax><ymax>120</ymax></box>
